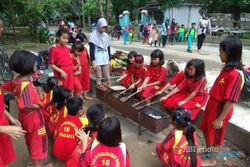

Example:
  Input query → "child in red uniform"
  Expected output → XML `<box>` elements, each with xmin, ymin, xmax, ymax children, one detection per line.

<box><xmin>199</xmin><ymin>36</ymin><xmax>244</xmax><ymax>166</ymax></box>
<box><xmin>76</xmin><ymin>33</ymin><xmax>92</xmax><ymax>100</ymax></box>
<box><xmin>156</xmin><ymin>108</ymin><xmax>201</xmax><ymax>167</ymax></box>
<box><xmin>66</xmin><ymin>104</ymin><xmax>105</xmax><ymax>167</ymax></box>
<box><xmin>117</xmin><ymin>51</ymin><xmax>137</xmax><ymax>87</ymax></box>
<box><xmin>138</xmin><ymin>49</ymin><xmax>167</xmax><ymax>104</ymax></box>
<box><xmin>49</xmin><ymin>28</ymin><xmax>74</xmax><ymax>91</ymax></box>
<box><xmin>37</xmin><ymin>77</ymin><xmax>60</xmax><ymax>124</ymax></box>
<box><xmin>70</xmin><ymin>42</ymin><xmax>84</xmax><ymax>97</ymax></box>
<box><xmin>53</xmin><ymin>96</ymin><xmax>88</xmax><ymax>161</ymax></box>
<box><xmin>47</xmin><ymin>86</ymin><xmax>72</xmax><ymax>136</ymax></box>
<box><xmin>160</xmin><ymin>59</ymin><xmax>208</xmax><ymax>120</ymax></box>
<box><xmin>0</xmin><ymin>87</ymin><xmax>26</xmax><ymax>166</ymax></box>
<box><xmin>79</xmin><ymin>116</ymin><xmax>130</xmax><ymax>167</ymax></box>
<box><xmin>127</xmin><ymin>54</ymin><xmax>146</xmax><ymax>90</ymax></box>
<box><xmin>2</xmin><ymin>50</ymin><xmax>48</xmax><ymax>167</ymax></box>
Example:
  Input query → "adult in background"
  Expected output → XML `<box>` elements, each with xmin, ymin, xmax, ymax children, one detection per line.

<box><xmin>142</xmin><ymin>24</ymin><xmax>150</xmax><ymax>44</ymax></box>
<box><xmin>89</xmin><ymin>18</ymin><xmax>111</xmax><ymax>87</ymax></box>
<box><xmin>0</xmin><ymin>18</ymin><xmax>14</xmax><ymax>112</ymax></box>
<box><xmin>197</xmin><ymin>11</ymin><xmax>211</xmax><ymax>52</ymax></box>
<box><xmin>149</xmin><ymin>20</ymin><xmax>158</xmax><ymax>47</ymax></box>
<box><xmin>139</xmin><ymin>22</ymin><xmax>144</xmax><ymax>40</ymax></box>
<box><xmin>161</xmin><ymin>19</ymin><xmax>169</xmax><ymax>48</ymax></box>
<box><xmin>168</xmin><ymin>18</ymin><xmax>177</xmax><ymax>45</ymax></box>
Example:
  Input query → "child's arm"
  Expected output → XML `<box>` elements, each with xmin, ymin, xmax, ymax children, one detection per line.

<box><xmin>0</xmin><ymin>125</ymin><xmax>26</xmax><ymax>139</ymax></box>
<box><xmin>128</xmin><ymin>78</ymin><xmax>142</xmax><ymax>90</ymax></box>
<box><xmin>160</xmin><ymin>87</ymin><xmax>180</xmax><ymax>101</ymax></box>
<box><xmin>156</xmin><ymin>83</ymin><xmax>171</xmax><ymax>95</ymax></box>
<box><xmin>4</xmin><ymin>110</ymin><xmax>21</xmax><ymax>126</ymax></box>
<box><xmin>116</xmin><ymin>74</ymin><xmax>128</xmax><ymax>82</ymax></box>
<box><xmin>177</xmin><ymin>91</ymin><xmax>197</xmax><ymax>107</ymax></box>
<box><xmin>213</xmin><ymin>101</ymin><xmax>233</xmax><ymax>129</ymax></box>
<box><xmin>137</xmin><ymin>77</ymin><xmax>150</xmax><ymax>92</ymax></box>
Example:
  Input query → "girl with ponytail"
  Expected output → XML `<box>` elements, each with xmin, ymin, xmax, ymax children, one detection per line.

<box><xmin>156</xmin><ymin>108</ymin><xmax>201</xmax><ymax>167</ymax></box>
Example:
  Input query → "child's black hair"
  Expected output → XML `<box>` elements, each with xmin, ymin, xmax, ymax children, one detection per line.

<box><xmin>41</xmin><ymin>76</ymin><xmax>60</xmax><ymax>93</ymax></box>
<box><xmin>84</xmin><ymin>104</ymin><xmax>105</xmax><ymax>134</ymax></box>
<box><xmin>75</xmin><ymin>33</ymin><xmax>88</xmax><ymax>43</ymax></box>
<box><xmin>56</xmin><ymin>28</ymin><xmax>69</xmax><ymax>43</ymax></box>
<box><xmin>66</xmin><ymin>96</ymin><xmax>84</xmax><ymax>116</ymax></box>
<box><xmin>51</xmin><ymin>86</ymin><xmax>72</xmax><ymax>110</ymax></box>
<box><xmin>9</xmin><ymin>50</ymin><xmax>37</xmax><ymax>75</ymax></box>
<box><xmin>185</xmin><ymin>59</ymin><xmax>205</xmax><ymax>81</ymax></box>
<box><xmin>150</xmin><ymin>49</ymin><xmax>165</xmax><ymax>66</ymax></box>
<box><xmin>220</xmin><ymin>35</ymin><xmax>243</xmax><ymax>70</ymax></box>
<box><xmin>71</xmin><ymin>41</ymin><xmax>84</xmax><ymax>53</ymax></box>
<box><xmin>97</xmin><ymin>116</ymin><xmax>122</xmax><ymax>147</ymax></box>
<box><xmin>172</xmin><ymin>108</ymin><xmax>197</xmax><ymax>167</ymax></box>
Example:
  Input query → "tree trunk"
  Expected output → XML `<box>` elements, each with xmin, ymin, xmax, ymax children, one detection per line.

<box><xmin>9</xmin><ymin>0</ymin><xmax>17</xmax><ymax>45</ymax></box>
<box><xmin>105</xmin><ymin>0</ymin><xmax>111</xmax><ymax>24</ymax></box>
<box><xmin>96</xmin><ymin>0</ymin><xmax>104</xmax><ymax>17</ymax></box>
<box><xmin>88</xmin><ymin>15</ymin><xmax>92</xmax><ymax>29</ymax></box>
<box><xmin>81</xmin><ymin>0</ymin><xmax>86</xmax><ymax>28</ymax></box>
<box><xmin>233</xmin><ymin>6</ymin><xmax>241</xmax><ymax>28</ymax></box>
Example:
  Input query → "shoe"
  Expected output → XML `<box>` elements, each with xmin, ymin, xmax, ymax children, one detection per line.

<box><xmin>187</xmin><ymin>49</ymin><xmax>192</xmax><ymax>53</ymax></box>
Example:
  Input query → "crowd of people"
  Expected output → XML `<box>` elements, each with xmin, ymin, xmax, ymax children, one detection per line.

<box><xmin>112</xmin><ymin>12</ymin><xmax>211</xmax><ymax>54</ymax></box>
<box><xmin>0</xmin><ymin>14</ymin><xmax>246</xmax><ymax>167</ymax></box>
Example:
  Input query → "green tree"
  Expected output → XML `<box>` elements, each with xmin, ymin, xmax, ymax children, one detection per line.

<box><xmin>203</xmin><ymin>0</ymin><xmax>250</xmax><ymax>27</ymax></box>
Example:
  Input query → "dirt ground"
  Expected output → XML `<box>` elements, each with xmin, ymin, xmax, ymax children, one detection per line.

<box><xmin>9</xmin><ymin>93</ymin><xmax>250</xmax><ymax>167</ymax></box>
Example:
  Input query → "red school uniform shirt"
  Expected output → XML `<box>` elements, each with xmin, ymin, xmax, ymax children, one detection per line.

<box><xmin>177</xmin><ymin>76</ymin><xmax>208</xmax><ymax>95</ymax></box>
<box><xmin>210</xmin><ymin>68</ymin><xmax>244</xmax><ymax>103</ymax></box>
<box><xmin>47</xmin><ymin>105</ymin><xmax>68</xmax><ymax>136</ymax></box>
<box><xmin>81</xmin><ymin>139</ymin><xmax>131</xmax><ymax>167</ymax></box>
<box><xmin>0</xmin><ymin>88</ymin><xmax>16</xmax><ymax>166</ymax></box>
<box><xmin>169</xmin><ymin>71</ymin><xmax>185</xmax><ymax>86</ymax></box>
<box><xmin>145</xmin><ymin>66</ymin><xmax>167</xmax><ymax>86</ymax></box>
<box><xmin>49</xmin><ymin>44</ymin><xmax>74</xmax><ymax>90</ymax></box>
<box><xmin>53</xmin><ymin>116</ymin><xmax>88</xmax><ymax>161</ymax></box>
<box><xmin>130</xmin><ymin>63</ymin><xmax>146</xmax><ymax>82</ymax></box>
<box><xmin>156</xmin><ymin>129</ymin><xmax>201</xmax><ymax>167</ymax></box>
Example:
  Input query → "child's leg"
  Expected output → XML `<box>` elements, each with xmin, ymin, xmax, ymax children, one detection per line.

<box><xmin>95</xmin><ymin>65</ymin><xmax>102</xmax><ymax>86</ymax></box>
<box><xmin>187</xmin><ymin>36</ymin><xmax>193</xmax><ymax>51</ymax></box>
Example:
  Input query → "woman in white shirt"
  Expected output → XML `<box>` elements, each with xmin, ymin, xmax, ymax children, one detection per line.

<box><xmin>89</xmin><ymin>18</ymin><xmax>111</xmax><ymax>87</ymax></box>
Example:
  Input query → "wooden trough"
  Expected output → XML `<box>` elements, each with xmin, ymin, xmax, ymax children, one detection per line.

<box><xmin>96</xmin><ymin>86</ymin><xmax>171</xmax><ymax>135</ymax></box>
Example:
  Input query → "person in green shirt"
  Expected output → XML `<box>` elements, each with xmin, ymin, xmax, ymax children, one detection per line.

<box><xmin>177</xmin><ymin>24</ymin><xmax>185</xmax><ymax>42</ymax></box>
<box><xmin>186</xmin><ymin>23</ymin><xmax>197</xmax><ymax>53</ymax></box>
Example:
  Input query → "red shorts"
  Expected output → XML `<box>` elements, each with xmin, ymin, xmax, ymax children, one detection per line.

<box><xmin>160</xmin><ymin>91</ymin><xmax>207</xmax><ymax>120</ymax></box>
<box><xmin>0</xmin><ymin>115</ymin><xmax>16</xmax><ymax>166</ymax></box>
<box><xmin>19</xmin><ymin>110</ymin><xmax>48</xmax><ymax>160</ymax></box>
<box><xmin>74</xmin><ymin>76</ymin><xmax>83</xmax><ymax>93</ymax></box>
<box><xmin>199</xmin><ymin>97</ymin><xmax>233</xmax><ymax>146</ymax></box>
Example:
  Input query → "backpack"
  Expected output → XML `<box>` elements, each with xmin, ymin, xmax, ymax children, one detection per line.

<box><xmin>240</xmin><ymin>68</ymin><xmax>250</xmax><ymax>101</ymax></box>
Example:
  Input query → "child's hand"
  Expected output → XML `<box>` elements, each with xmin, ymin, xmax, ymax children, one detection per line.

<box><xmin>213</xmin><ymin>119</ymin><xmax>223</xmax><ymax>129</ymax></box>
<box><xmin>77</xmin><ymin>129</ymin><xmax>90</xmax><ymax>142</ymax></box>
<box><xmin>60</xmin><ymin>70</ymin><xmax>68</xmax><ymax>79</ymax></box>
<box><xmin>160</xmin><ymin>96</ymin><xmax>168</xmax><ymax>101</ymax></box>
<box><xmin>128</xmin><ymin>84</ymin><xmax>136</xmax><ymax>90</ymax></box>
<box><xmin>9</xmin><ymin>115</ymin><xmax>21</xmax><ymax>127</ymax></box>
<box><xmin>177</xmin><ymin>101</ymin><xmax>185</xmax><ymax>107</ymax></box>
<box><xmin>3</xmin><ymin>126</ymin><xmax>26</xmax><ymax>139</ymax></box>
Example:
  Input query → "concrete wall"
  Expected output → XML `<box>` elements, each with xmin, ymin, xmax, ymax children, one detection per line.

<box><xmin>164</xmin><ymin>5</ymin><xmax>201</xmax><ymax>28</ymax></box>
